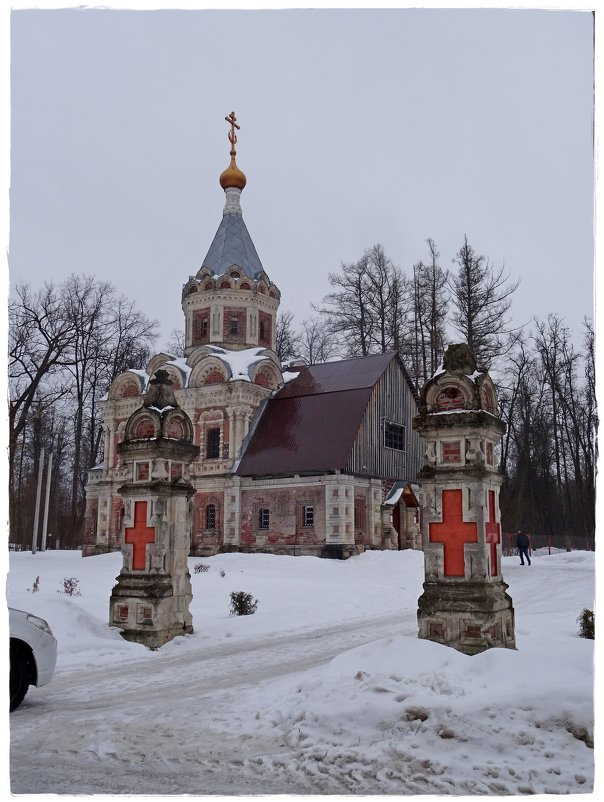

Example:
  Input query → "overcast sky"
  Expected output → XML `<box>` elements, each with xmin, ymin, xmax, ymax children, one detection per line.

<box><xmin>8</xmin><ymin>3</ymin><xmax>595</xmax><ymax>353</ymax></box>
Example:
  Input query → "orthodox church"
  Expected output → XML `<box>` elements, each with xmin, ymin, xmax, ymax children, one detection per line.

<box><xmin>83</xmin><ymin>113</ymin><xmax>423</xmax><ymax>559</ymax></box>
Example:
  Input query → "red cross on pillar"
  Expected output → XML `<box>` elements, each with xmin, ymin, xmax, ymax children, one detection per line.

<box><xmin>124</xmin><ymin>501</ymin><xmax>155</xmax><ymax>571</ymax></box>
<box><xmin>485</xmin><ymin>489</ymin><xmax>501</xmax><ymax>577</ymax></box>
<box><xmin>429</xmin><ymin>489</ymin><xmax>478</xmax><ymax>577</ymax></box>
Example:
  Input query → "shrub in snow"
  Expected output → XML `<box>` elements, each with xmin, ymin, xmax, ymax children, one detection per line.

<box><xmin>59</xmin><ymin>577</ymin><xmax>81</xmax><ymax>596</ymax></box>
<box><xmin>577</xmin><ymin>608</ymin><xmax>594</xmax><ymax>639</ymax></box>
<box><xmin>193</xmin><ymin>562</ymin><xmax>210</xmax><ymax>574</ymax></box>
<box><xmin>27</xmin><ymin>576</ymin><xmax>40</xmax><ymax>593</ymax></box>
<box><xmin>219</xmin><ymin>569</ymin><xmax>226</xmax><ymax>578</ymax></box>
<box><xmin>229</xmin><ymin>590</ymin><xmax>258</xmax><ymax>616</ymax></box>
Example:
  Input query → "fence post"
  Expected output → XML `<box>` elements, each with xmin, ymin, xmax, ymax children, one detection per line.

<box><xmin>31</xmin><ymin>448</ymin><xmax>45</xmax><ymax>555</ymax></box>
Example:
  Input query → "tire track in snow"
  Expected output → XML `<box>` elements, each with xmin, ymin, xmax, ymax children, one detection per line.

<box><xmin>11</xmin><ymin>610</ymin><xmax>415</xmax><ymax>795</ymax></box>
<box><xmin>37</xmin><ymin>610</ymin><xmax>412</xmax><ymax>701</ymax></box>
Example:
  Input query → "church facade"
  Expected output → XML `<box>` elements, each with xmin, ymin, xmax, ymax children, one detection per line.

<box><xmin>83</xmin><ymin>113</ymin><xmax>423</xmax><ymax>558</ymax></box>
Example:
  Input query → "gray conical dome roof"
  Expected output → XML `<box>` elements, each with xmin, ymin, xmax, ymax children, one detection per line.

<box><xmin>201</xmin><ymin>209</ymin><xmax>265</xmax><ymax>279</ymax></box>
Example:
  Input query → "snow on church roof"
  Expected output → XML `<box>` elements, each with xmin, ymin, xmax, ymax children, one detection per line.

<box><xmin>205</xmin><ymin>346</ymin><xmax>269</xmax><ymax>382</ymax></box>
<box><xmin>129</xmin><ymin>369</ymin><xmax>151</xmax><ymax>385</ymax></box>
<box><xmin>164</xmin><ymin>357</ymin><xmax>192</xmax><ymax>383</ymax></box>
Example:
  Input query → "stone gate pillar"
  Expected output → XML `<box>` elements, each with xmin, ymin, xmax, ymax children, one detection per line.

<box><xmin>412</xmin><ymin>344</ymin><xmax>516</xmax><ymax>655</ymax></box>
<box><xmin>109</xmin><ymin>370</ymin><xmax>200</xmax><ymax>649</ymax></box>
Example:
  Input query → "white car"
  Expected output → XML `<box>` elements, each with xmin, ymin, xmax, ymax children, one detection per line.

<box><xmin>9</xmin><ymin>607</ymin><xmax>57</xmax><ymax>712</ymax></box>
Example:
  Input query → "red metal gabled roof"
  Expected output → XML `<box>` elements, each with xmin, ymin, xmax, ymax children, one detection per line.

<box><xmin>276</xmin><ymin>352</ymin><xmax>398</xmax><ymax>398</ymax></box>
<box><xmin>235</xmin><ymin>353</ymin><xmax>399</xmax><ymax>477</ymax></box>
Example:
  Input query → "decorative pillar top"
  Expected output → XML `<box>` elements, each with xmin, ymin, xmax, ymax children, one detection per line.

<box><xmin>120</xmin><ymin>369</ymin><xmax>197</xmax><ymax>454</ymax></box>
<box><xmin>442</xmin><ymin>343</ymin><xmax>477</xmax><ymax>375</ymax></box>
<box><xmin>142</xmin><ymin>369</ymin><xmax>178</xmax><ymax>412</ymax></box>
<box><xmin>416</xmin><ymin>343</ymin><xmax>502</xmax><ymax>424</ymax></box>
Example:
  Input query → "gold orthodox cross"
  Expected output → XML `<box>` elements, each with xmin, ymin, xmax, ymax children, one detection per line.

<box><xmin>225</xmin><ymin>111</ymin><xmax>240</xmax><ymax>156</ymax></box>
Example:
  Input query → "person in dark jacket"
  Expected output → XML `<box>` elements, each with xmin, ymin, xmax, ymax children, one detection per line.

<box><xmin>516</xmin><ymin>530</ymin><xmax>531</xmax><ymax>565</ymax></box>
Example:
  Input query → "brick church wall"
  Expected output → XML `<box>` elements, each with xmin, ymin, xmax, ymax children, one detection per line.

<box><xmin>83</xmin><ymin>498</ymin><xmax>98</xmax><ymax>545</ymax></box>
<box><xmin>192</xmin><ymin>308</ymin><xmax>211</xmax><ymax>346</ymax></box>
<box><xmin>191</xmin><ymin>491</ymin><xmax>223</xmax><ymax>555</ymax></box>
<box><xmin>239</xmin><ymin>485</ymin><xmax>325</xmax><ymax>553</ymax></box>
<box><xmin>258</xmin><ymin>311</ymin><xmax>272</xmax><ymax>348</ymax></box>
<box><xmin>109</xmin><ymin>497</ymin><xmax>124</xmax><ymax>549</ymax></box>
<box><xmin>223</xmin><ymin>307</ymin><xmax>247</xmax><ymax>345</ymax></box>
<box><xmin>353</xmin><ymin>490</ymin><xmax>369</xmax><ymax>547</ymax></box>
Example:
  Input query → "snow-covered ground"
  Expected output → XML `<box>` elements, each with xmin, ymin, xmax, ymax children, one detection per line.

<box><xmin>6</xmin><ymin>548</ymin><xmax>595</xmax><ymax>795</ymax></box>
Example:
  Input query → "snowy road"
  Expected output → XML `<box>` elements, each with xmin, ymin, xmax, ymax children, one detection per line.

<box><xmin>10</xmin><ymin>611</ymin><xmax>414</xmax><ymax>795</ymax></box>
<box><xmin>8</xmin><ymin>549</ymin><xmax>594</xmax><ymax>796</ymax></box>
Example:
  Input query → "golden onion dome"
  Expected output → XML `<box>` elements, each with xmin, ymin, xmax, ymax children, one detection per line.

<box><xmin>219</xmin><ymin>156</ymin><xmax>247</xmax><ymax>190</ymax></box>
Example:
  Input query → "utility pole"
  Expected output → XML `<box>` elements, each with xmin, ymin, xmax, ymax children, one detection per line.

<box><xmin>41</xmin><ymin>451</ymin><xmax>53</xmax><ymax>551</ymax></box>
<box><xmin>32</xmin><ymin>448</ymin><xmax>45</xmax><ymax>555</ymax></box>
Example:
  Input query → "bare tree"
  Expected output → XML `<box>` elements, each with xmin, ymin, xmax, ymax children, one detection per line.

<box><xmin>410</xmin><ymin>239</ymin><xmax>449</xmax><ymax>388</ymax></box>
<box><xmin>86</xmin><ymin>293</ymin><xmax>158</xmax><ymax>472</ymax></box>
<box><xmin>496</xmin><ymin>332</ymin><xmax>531</xmax><ymax>478</ymax></box>
<box><xmin>364</xmin><ymin>244</ymin><xmax>399</xmax><ymax>353</ymax></box>
<box><xmin>163</xmin><ymin>328</ymin><xmax>186</xmax><ymax>358</ymax></box>
<box><xmin>63</xmin><ymin>275</ymin><xmax>114</xmax><ymax>522</ymax></box>
<box><xmin>8</xmin><ymin>282</ymin><xmax>76</xmax><ymax>483</ymax></box>
<box><xmin>8</xmin><ymin>275</ymin><xmax>157</xmax><ymax>547</ymax></box>
<box><xmin>298</xmin><ymin>316</ymin><xmax>341</xmax><ymax>364</ymax></box>
<box><xmin>499</xmin><ymin>316</ymin><xmax>596</xmax><ymax>547</ymax></box>
<box><xmin>275</xmin><ymin>310</ymin><xmax>298</xmax><ymax>363</ymax></box>
<box><xmin>318</xmin><ymin>244</ymin><xmax>404</xmax><ymax>358</ymax></box>
<box><xmin>449</xmin><ymin>235</ymin><xmax>520</xmax><ymax>368</ymax></box>
<box><xmin>533</xmin><ymin>314</ymin><xmax>596</xmax><ymax>542</ymax></box>
<box><xmin>319</xmin><ymin>252</ymin><xmax>373</xmax><ymax>357</ymax></box>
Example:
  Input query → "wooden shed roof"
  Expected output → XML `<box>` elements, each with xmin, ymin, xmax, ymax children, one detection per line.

<box><xmin>235</xmin><ymin>352</ymin><xmax>402</xmax><ymax>477</ymax></box>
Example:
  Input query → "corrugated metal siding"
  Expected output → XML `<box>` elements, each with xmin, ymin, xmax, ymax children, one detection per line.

<box><xmin>347</xmin><ymin>357</ymin><xmax>423</xmax><ymax>480</ymax></box>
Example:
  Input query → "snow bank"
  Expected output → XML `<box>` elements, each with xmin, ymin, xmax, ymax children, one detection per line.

<box><xmin>7</xmin><ymin>548</ymin><xmax>595</xmax><ymax>795</ymax></box>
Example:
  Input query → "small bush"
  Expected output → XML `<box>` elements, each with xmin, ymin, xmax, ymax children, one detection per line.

<box><xmin>219</xmin><ymin>569</ymin><xmax>226</xmax><ymax>578</ymax></box>
<box><xmin>578</xmin><ymin>608</ymin><xmax>594</xmax><ymax>639</ymax></box>
<box><xmin>27</xmin><ymin>576</ymin><xmax>40</xmax><ymax>593</ymax></box>
<box><xmin>193</xmin><ymin>562</ymin><xmax>210</xmax><ymax>574</ymax></box>
<box><xmin>59</xmin><ymin>577</ymin><xmax>81</xmax><ymax>596</ymax></box>
<box><xmin>229</xmin><ymin>591</ymin><xmax>258</xmax><ymax>616</ymax></box>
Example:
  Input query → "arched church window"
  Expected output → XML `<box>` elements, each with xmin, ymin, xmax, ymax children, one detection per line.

<box><xmin>135</xmin><ymin>418</ymin><xmax>155</xmax><ymax>439</ymax></box>
<box><xmin>188</xmin><ymin>285</ymin><xmax>198</xmax><ymax>294</ymax></box>
<box><xmin>118</xmin><ymin>380</ymin><xmax>140</xmax><ymax>399</ymax></box>
<box><xmin>229</xmin><ymin>271</ymin><xmax>240</xmax><ymax>279</ymax></box>
<box><xmin>165</xmin><ymin>417</ymin><xmax>184</xmax><ymax>440</ymax></box>
<box><xmin>166</xmin><ymin>371</ymin><xmax>182</xmax><ymax>390</ymax></box>
<box><xmin>206</xmin><ymin>428</ymin><xmax>220</xmax><ymax>459</ymax></box>
<box><xmin>240</xmin><ymin>282</ymin><xmax>251</xmax><ymax>290</ymax></box>
<box><xmin>206</xmin><ymin>504</ymin><xmax>216</xmax><ymax>529</ymax></box>
<box><xmin>204</xmin><ymin>282</ymin><xmax>213</xmax><ymax>291</ymax></box>
<box><xmin>230</xmin><ymin>317</ymin><xmax>239</xmax><ymax>335</ymax></box>
<box><xmin>481</xmin><ymin>386</ymin><xmax>496</xmax><ymax>414</ymax></box>
<box><xmin>436</xmin><ymin>386</ymin><xmax>466</xmax><ymax>411</ymax></box>
<box><xmin>259</xmin><ymin>320</ymin><xmax>265</xmax><ymax>340</ymax></box>
<box><xmin>220</xmin><ymin>281</ymin><xmax>231</xmax><ymax>289</ymax></box>
<box><xmin>203</xmin><ymin>368</ymin><xmax>225</xmax><ymax>385</ymax></box>
<box><xmin>201</xmin><ymin>318</ymin><xmax>208</xmax><ymax>336</ymax></box>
